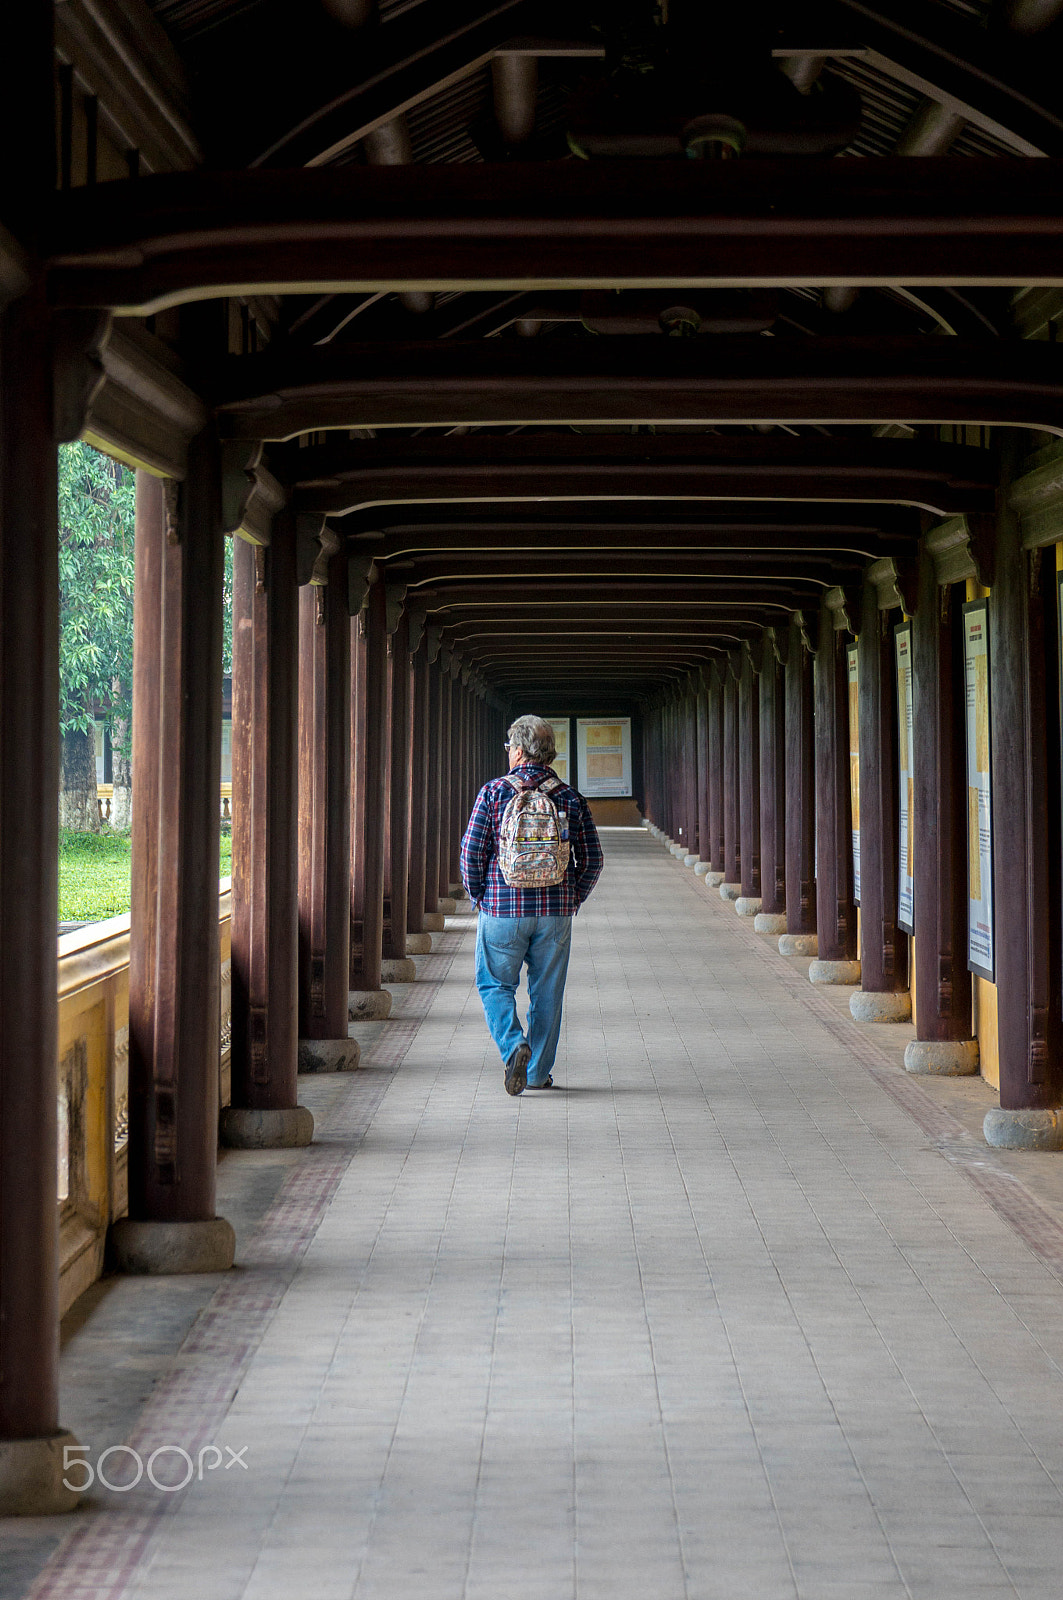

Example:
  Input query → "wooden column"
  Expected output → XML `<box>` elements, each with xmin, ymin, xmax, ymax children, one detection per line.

<box><xmin>350</xmin><ymin>579</ymin><xmax>389</xmax><ymax>1014</ymax></box>
<box><xmin>448</xmin><ymin>666</ymin><xmax>465</xmax><ymax>891</ymax></box>
<box><xmin>424</xmin><ymin>650</ymin><xmax>443</xmax><ymax>918</ymax></box>
<box><xmin>812</xmin><ymin>602</ymin><xmax>859</xmax><ymax>979</ymax></box>
<box><xmin>382</xmin><ymin>596</ymin><xmax>412</xmax><ymax>969</ymax></box>
<box><xmin>706</xmin><ymin>665</ymin><xmax>725</xmax><ymax>882</ymax></box>
<box><xmin>119</xmin><ymin>437</ymin><xmax>236</xmax><ymax>1270</ymax></box>
<box><xmin>738</xmin><ymin>645</ymin><xmax>762</xmax><ymax>910</ymax></box>
<box><xmin>437</xmin><ymin>665</ymin><xmax>454</xmax><ymax>905</ymax></box>
<box><xmin>684</xmin><ymin>685</ymin><xmax>699</xmax><ymax>856</ymax></box>
<box><xmin>907</xmin><ymin>545</ymin><xmax>976</xmax><ymax>1071</ymax></box>
<box><xmin>721</xmin><ymin>659</ymin><xmax>741</xmax><ymax>894</ymax></box>
<box><xmin>985</xmin><ymin>484</ymin><xmax>1063</xmax><ymax>1144</ymax></box>
<box><xmin>757</xmin><ymin>635</ymin><xmax>787</xmax><ymax>925</ymax></box>
<box><xmin>853</xmin><ymin>577</ymin><xmax>910</xmax><ymax>1021</ymax></box>
<box><xmin>0</xmin><ymin>288</ymin><xmax>82</xmax><ymax>1511</ymax></box>
<box><xmin>226</xmin><ymin>517</ymin><xmax>312</xmax><ymax>1144</ymax></box>
<box><xmin>695</xmin><ymin>673</ymin><xmax>711</xmax><ymax>868</ymax></box>
<box><xmin>297</xmin><ymin>553</ymin><xmax>355</xmax><ymax>1070</ymax></box>
<box><xmin>784</xmin><ymin>615</ymin><xmax>817</xmax><ymax>948</ymax></box>
<box><xmin>406</xmin><ymin>629</ymin><xmax>431</xmax><ymax>943</ymax></box>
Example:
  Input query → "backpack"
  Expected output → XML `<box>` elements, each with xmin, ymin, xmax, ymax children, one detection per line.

<box><xmin>497</xmin><ymin>774</ymin><xmax>571</xmax><ymax>888</ymax></box>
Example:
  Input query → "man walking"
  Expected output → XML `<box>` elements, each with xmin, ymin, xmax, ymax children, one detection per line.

<box><xmin>461</xmin><ymin>714</ymin><xmax>604</xmax><ymax>1095</ymax></box>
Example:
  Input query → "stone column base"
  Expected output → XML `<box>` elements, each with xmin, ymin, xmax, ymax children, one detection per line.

<box><xmin>683</xmin><ymin>853</ymin><xmax>699</xmax><ymax>867</ymax></box>
<box><xmin>299</xmin><ymin>1037</ymin><xmax>361</xmax><ymax>1074</ymax></box>
<box><xmin>754</xmin><ymin>912</ymin><xmax>787</xmax><ymax>935</ymax></box>
<box><xmin>381</xmin><ymin>956</ymin><xmax>417</xmax><ymax>982</ymax></box>
<box><xmin>693</xmin><ymin>860</ymin><xmax>710</xmax><ymax>875</ymax></box>
<box><xmin>0</xmin><ymin>1432</ymin><xmax>84</xmax><ymax>1516</ymax></box>
<box><xmin>779</xmin><ymin>932</ymin><xmax>818</xmax><ymax>957</ymax></box>
<box><xmin>405</xmin><ymin>932</ymin><xmax>433</xmax><ymax>955</ymax></box>
<box><xmin>809</xmin><ymin>958</ymin><xmax>861</xmax><ymax>985</ymax></box>
<box><xmin>720</xmin><ymin>882</ymin><xmax>741</xmax><ymax>902</ymax></box>
<box><xmin>851</xmin><ymin>990</ymin><xmax>912</xmax><ymax>1023</ymax></box>
<box><xmin>904</xmin><ymin>1038</ymin><xmax>979</xmax><ymax>1075</ymax></box>
<box><xmin>220</xmin><ymin>1106</ymin><xmax>315</xmax><ymax>1149</ymax></box>
<box><xmin>423</xmin><ymin>911</ymin><xmax>446</xmax><ymax>933</ymax></box>
<box><xmin>735</xmin><ymin>896</ymin><xmax>762</xmax><ymax>918</ymax></box>
<box><xmin>110</xmin><ymin>1216</ymin><xmax>236</xmax><ymax>1275</ymax></box>
<box><xmin>705</xmin><ymin>870</ymin><xmax>726</xmax><ymax>888</ymax></box>
<box><xmin>984</xmin><ymin>1107</ymin><xmax>1063</xmax><ymax>1150</ymax></box>
<box><xmin>437</xmin><ymin>896</ymin><xmax>457</xmax><ymax>915</ymax></box>
<box><xmin>349</xmin><ymin>988</ymin><xmax>393</xmax><ymax>1021</ymax></box>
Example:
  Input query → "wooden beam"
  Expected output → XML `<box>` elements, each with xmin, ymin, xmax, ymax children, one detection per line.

<box><xmin>45</xmin><ymin>160</ymin><xmax>1063</xmax><ymax>316</ymax></box>
<box><xmin>206</xmin><ymin>337</ymin><xmax>1063</xmax><ymax>441</ymax></box>
<box><xmin>350</xmin><ymin>506</ymin><xmax>927</xmax><ymax>556</ymax></box>
<box><xmin>286</xmin><ymin>434</ymin><xmax>994</xmax><ymax>519</ymax></box>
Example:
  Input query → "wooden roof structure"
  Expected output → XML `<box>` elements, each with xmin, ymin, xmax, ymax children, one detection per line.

<box><xmin>12</xmin><ymin>0</ymin><xmax>1063</xmax><ymax>708</ymax></box>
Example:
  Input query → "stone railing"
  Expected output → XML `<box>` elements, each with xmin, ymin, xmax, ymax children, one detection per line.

<box><xmin>56</xmin><ymin>881</ymin><xmax>232</xmax><ymax>1316</ymax></box>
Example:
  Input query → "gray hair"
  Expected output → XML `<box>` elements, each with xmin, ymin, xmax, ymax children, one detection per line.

<box><xmin>507</xmin><ymin>714</ymin><xmax>556</xmax><ymax>764</ymax></box>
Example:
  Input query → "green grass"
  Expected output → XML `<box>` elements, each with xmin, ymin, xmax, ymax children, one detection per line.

<box><xmin>59</xmin><ymin>828</ymin><xmax>233</xmax><ymax>924</ymax></box>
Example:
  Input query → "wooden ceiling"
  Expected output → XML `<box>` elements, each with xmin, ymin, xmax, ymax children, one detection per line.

<box><xmin>39</xmin><ymin>0</ymin><xmax>1063</xmax><ymax>704</ymax></box>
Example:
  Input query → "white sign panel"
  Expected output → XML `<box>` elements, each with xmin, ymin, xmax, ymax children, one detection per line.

<box><xmin>542</xmin><ymin>717</ymin><xmax>572</xmax><ymax>785</ymax></box>
<box><xmin>848</xmin><ymin>645</ymin><xmax>860</xmax><ymax>905</ymax></box>
<box><xmin>895</xmin><ymin>623</ymin><xmax>915</xmax><ymax>935</ymax></box>
<box><xmin>964</xmin><ymin>602</ymin><xmax>994</xmax><ymax>981</ymax></box>
<box><xmin>577</xmin><ymin>717</ymin><xmax>632</xmax><ymax>797</ymax></box>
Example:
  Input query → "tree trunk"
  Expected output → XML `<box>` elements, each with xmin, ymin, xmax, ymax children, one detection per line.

<box><xmin>111</xmin><ymin>714</ymin><xmax>132</xmax><ymax>830</ymax></box>
<box><xmin>59</xmin><ymin>727</ymin><xmax>99</xmax><ymax>832</ymax></box>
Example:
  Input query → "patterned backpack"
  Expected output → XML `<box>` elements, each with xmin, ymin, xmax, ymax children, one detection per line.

<box><xmin>497</xmin><ymin>774</ymin><xmax>571</xmax><ymax>888</ymax></box>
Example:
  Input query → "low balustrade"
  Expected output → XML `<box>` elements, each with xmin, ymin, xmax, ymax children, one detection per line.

<box><xmin>56</xmin><ymin>882</ymin><xmax>233</xmax><ymax>1315</ymax></box>
<box><xmin>95</xmin><ymin>783</ymin><xmax>233</xmax><ymax>826</ymax></box>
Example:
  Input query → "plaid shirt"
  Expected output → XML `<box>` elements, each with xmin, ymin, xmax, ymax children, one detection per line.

<box><xmin>461</xmin><ymin>763</ymin><xmax>604</xmax><ymax>917</ymax></box>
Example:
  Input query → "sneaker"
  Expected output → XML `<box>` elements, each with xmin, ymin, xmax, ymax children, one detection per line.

<box><xmin>525</xmin><ymin>1076</ymin><xmax>554</xmax><ymax>1090</ymax></box>
<box><xmin>504</xmin><ymin>1041</ymin><xmax>530</xmax><ymax>1096</ymax></box>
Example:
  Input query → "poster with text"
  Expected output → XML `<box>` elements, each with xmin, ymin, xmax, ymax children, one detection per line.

<box><xmin>577</xmin><ymin>717</ymin><xmax>632</xmax><ymax>797</ymax></box>
<box><xmin>542</xmin><ymin>717</ymin><xmax>571</xmax><ymax>784</ymax></box>
<box><xmin>894</xmin><ymin>623</ymin><xmax>915</xmax><ymax>934</ymax></box>
<box><xmin>848</xmin><ymin>644</ymin><xmax>861</xmax><ymax>904</ymax></box>
<box><xmin>964</xmin><ymin>601</ymin><xmax>994</xmax><ymax>980</ymax></box>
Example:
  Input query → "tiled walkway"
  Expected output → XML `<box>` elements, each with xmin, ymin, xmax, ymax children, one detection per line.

<box><xmin>13</xmin><ymin>829</ymin><xmax>1063</xmax><ymax>1599</ymax></box>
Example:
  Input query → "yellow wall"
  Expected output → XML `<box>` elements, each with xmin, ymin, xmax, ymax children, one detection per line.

<box><xmin>964</xmin><ymin>575</ymin><xmax>1001</xmax><ymax>1090</ymax></box>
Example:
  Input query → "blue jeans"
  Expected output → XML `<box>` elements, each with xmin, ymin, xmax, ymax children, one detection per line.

<box><xmin>474</xmin><ymin>914</ymin><xmax>573</xmax><ymax>1086</ymax></box>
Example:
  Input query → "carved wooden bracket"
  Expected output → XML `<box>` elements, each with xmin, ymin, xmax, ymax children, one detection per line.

<box><xmin>294</xmin><ymin>512</ymin><xmax>340</xmax><ymax>586</ymax></box>
<box><xmin>82</xmin><ymin>322</ymin><xmax>208</xmax><ymax>479</ymax></box>
<box><xmin>347</xmin><ymin>551</ymin><xmax>375</xmax><ymax>616</ymax></box>
<box><xmin>791</xmin><ymin>611</ymin><xmax>816</xmax><ymax>655</ymax></box>
<box><xmin>924</xmin><ymin>512</ymin><xmax>994</xmax><ymax>589</ymax></box>
<box><xmin>824</xmin><ymin>586</ymin><xmax>857</xmax><ymax>635</ymax></box>
<box><xmin>163</xmin><ymin>480</ymin><xmax>181</xmax><ymax>546</ymax></box>
<box><xmin>406</xmin><ymin>604</ymin><xmax>427</xmax><ymax>657</ymax></box>
<box><xmin>449</xmin><ymin>651</ymin><xmax>463</xmax><ymax>681</ymax></box>
<box><xmin>425</xmin><ymin>625</ymin><xmax>443</xmax><ymax>665</ymax></box>
<box><xmin>1010</xmin><ymin>442</ymin><xmax>1063</xmax><ymax>555</ymax></box>
<box><xmin>223</xmin><ymin>442</ymin><xmax>286</xmax><ymax>547</ymax></box>
<box><xmin>53</xmin><ymin>310</ymin><xmax>112</xmax><ymax>443</ymax></box>
<box><xmin>384</xmin><ymin>582</ymin><xmax>407</xmax><ymax>636</ymax></box>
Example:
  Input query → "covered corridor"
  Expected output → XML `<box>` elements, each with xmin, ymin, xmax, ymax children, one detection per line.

<box><xmin>10</xmin><ymin>831</ymin><xmax>1063</xmax><ymax>1600</ymax></box>
<box><xmin>12</xmin><ymin>0</ymin><xmax>1063</xmax><ymax>1579</ymax></box>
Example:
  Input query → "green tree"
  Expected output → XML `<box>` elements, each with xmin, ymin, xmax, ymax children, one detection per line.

<box><xmin>58</xmin><ymin>442</ymin><xmax>136</xmax><ymax>830</ymax></box>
